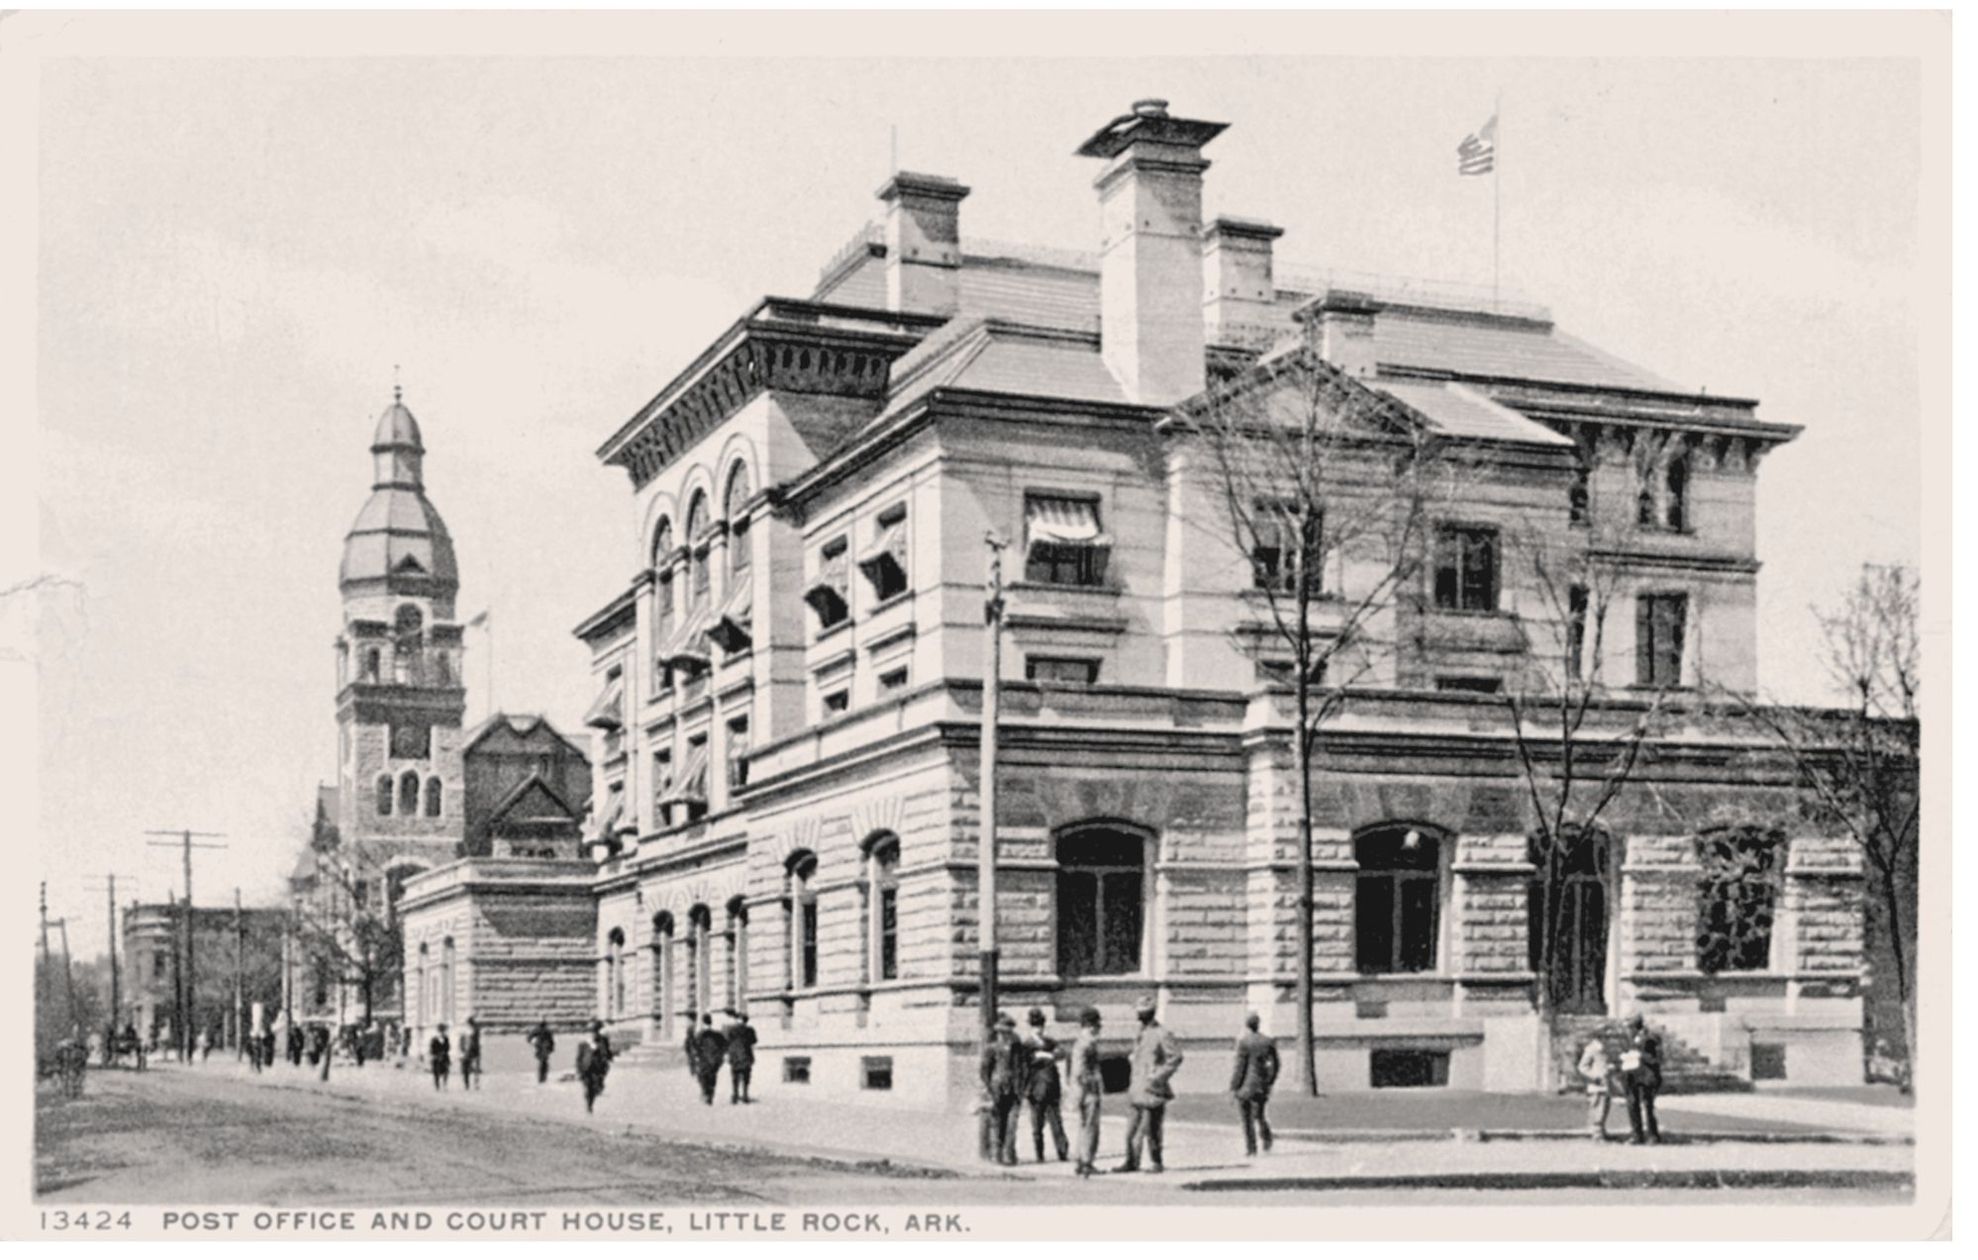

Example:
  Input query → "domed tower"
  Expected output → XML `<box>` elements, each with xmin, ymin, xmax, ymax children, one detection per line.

<box><xmin>332</xmin><ymin>391</ymin><xmax>469</xmax><ymax>883</ymax></box>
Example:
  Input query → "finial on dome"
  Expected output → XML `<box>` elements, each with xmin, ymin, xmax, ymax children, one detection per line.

<box><xmin>393</xmin><ymin>363</ymin><xmax>403</xmax><ymax>404</ymax></box>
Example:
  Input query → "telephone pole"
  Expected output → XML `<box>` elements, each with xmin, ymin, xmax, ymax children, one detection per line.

<box><xmin>55</xmin><ymin>918</ymin><xmax>79</xmax><ymax>1032</ymax></box>
<box><xmin>38</xmin><ymin>882</ymin><xmax>51</xmax><ymax>1016</ymax></box>
<box><xmin>978</xmin><ymin>532</ymin><xmax>1005</xmax><ymax>1044</ymax></box>
<box><xmin>145</xmin><ymin>829</ymin><xmax>226</xmax><ymax>1061</ymax></box>
<box><xmin>233</xmin><ymin>888</ymin><xmax>244</xmax><ymax>1057</ymax></box>
<box><xmin>108</xmin><ymin>877</ymin><xmax>121</xmax><ymax>1032</ymax></box>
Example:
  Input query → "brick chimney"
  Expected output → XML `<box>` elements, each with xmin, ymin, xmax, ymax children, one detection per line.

<box><xmin>1305</xmin><ymin>290</ymin><xmax>1382</xmax><ymax>380</ymax></box>
<box><xmin>1202</xmin><ymin>215</ymin><xmax>1284</xmax><ymax>347</ymax></box>
<box><xmin>877</xmin><ymin>171</ymin><xmax>970</xmax><ymax>317</ymax></box>
<box><xmin>1077</xmin><ymin>99</ymin><xmax>1229</xmax><ymax>406</ymax></box>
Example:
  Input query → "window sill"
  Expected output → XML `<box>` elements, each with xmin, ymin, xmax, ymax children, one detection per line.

<box><xmin>1426</xmin><ymin>606</ymin><xmax>1511</xmax><ymax>620</ymax></box>
<box><xmin>812</xmin><ymin>618</ymin><xmax>855</xmax><ymax>647</ymax></box>
<box><xmin>1007</xmin><ymin>580</ymin><xmax>1120</xmax><ymax>597</ymax></box>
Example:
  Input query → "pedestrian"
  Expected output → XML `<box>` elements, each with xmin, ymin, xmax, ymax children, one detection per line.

<box><xmin>316</xmin><ymin>1025</ymin><xmax>332</xmax><ymax>1082</ymax></box>
<box><xmin>198</xmin><ymin>1028</ymin><xmax>212</xmax><ymax>1063</ymax></box>
<box><xmin>723</xmin><ymin>1010</ymin><xmax>756</xmax><ymax>1104</ymax></box>
<box><xmin>429</xmin><ymin>1023</ymin><xmax>452</xmax><ymax>1091</ymax></box>
<box><xmin>1229</xmin><ymin>1013</ymin><xmax>1279</xmax><ymax>1157</ymax></box>
<box><xmin>979</xmin><ymin>1012</ymin><xmax>1025</xmax><ymax>1167</ymax></box>
<box><xmin>1021</xmin><ymin>1008</ymin><xmax>1070</xmax><ymax>1163</ymax></box>
<box><xmin>528</xmin><ymin>1020</ymin><xmax>557</xmax><ymax>1085</ymax></box>
<box><xmin>681</xmin><ymin>1011</ymin><xmax>702</xmax><ymax>1086</ymax></box>
<box><xmin>1115</xmin><ymin>995</ymin><xmax>1183</xmax><ymax>1175</ymax></box>
<box><xmin>694</xmin><ymin>1013</ymin><xmax>728</xmax><ymax>1106</ymax></box>
<box><xmin>287</xmin><ymin>1023</ymin><xmax>304</xmax><ymax>1068</ymax></box>
<box><xmin>577</xmin><ymin>1019</ymin><xmax>614</xmax><ymax>1114</ymax></box>
<box><xmin>247</xmin><ymin>1028</ymin><xmax>263</xmax><ymax>1073</ymax></box>
<box><xmin>262</xmin><ymin>1028</ymin><xmax>276</xmax><ymax>1073</ymax></box>
<box><xmin>459</xmin><ymin>1017</ymin><xmax>483</xmax><ymax>1090</ymax></box>
<box><xmin>1578</xmin><ymin>1032</ymin><xmax>1616</xmax><ymax>1141</ymax></box>
<box><xmin>1070</xmin><ymin>1006</ymin><xmax>1105</xmax><ymax>1178</ymax></box>
<box><xmin>1621</xmin><ymin>1014</ymin><xmax>1664</xmax><ymax>1145</ymax></box>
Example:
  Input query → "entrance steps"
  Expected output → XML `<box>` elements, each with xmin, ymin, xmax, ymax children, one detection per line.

<box><xmin>1552</xmin><ymin>1014</ymin><xmax>1753</xmax><ymax>1095</ymax></box>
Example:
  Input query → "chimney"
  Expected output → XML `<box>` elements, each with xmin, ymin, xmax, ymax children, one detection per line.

<box><xmin>1077</xmin><ymin>99</ymin><xmax>1229</xmax><ymax>405</ymax></box>
<box><xmin>1305</xmin><ymin>290</ymin><xmax>1382</xmax><ymax>381</ymax></box>
<box><xmin>877</xmin><ymin>171</ymin><xmax>970</xmax><ymax>316</ymax></box>
<box><xmin>1202</xmin><ymin>215</ymin><xmax>1284</xmax><ymax>347</ymax></box>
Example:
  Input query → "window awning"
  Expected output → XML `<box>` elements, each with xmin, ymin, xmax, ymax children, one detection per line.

<box><xmin>591</xmin><ymin>783</ymin><xmax>624</xmax><ymax>841</ymax></box>
<box><xmin>660</xmin><ymin>605</ymin><xmax>712</xmax><ymax>670</ymax></box>
<box><xmin>1025</xmin><ymin>496</ymin><xmax>1111</xmax><ymax>556</ymax></box>
<box><xmin>583</xmin><ymin>675</ymin><xmax>625</xmax><ymax>730</ymax></box>
<box><xmin>708</xmin><ymin>577</ymin><xmax>754</xmax><ymax>653</ymax></box>
<box><xmin>663</xmin><ymin>741</ymin><xmax>710</xmax><ymax>806</ymax></box>
<box><xmin>857</xmin><ymin>521</ymin><xmax>908</xmax><ymax>578</ymax></box>
<box><xmin>804</xmin><ymin>547</ymin><xmax>850</xmax><ymax>615</ymax></box>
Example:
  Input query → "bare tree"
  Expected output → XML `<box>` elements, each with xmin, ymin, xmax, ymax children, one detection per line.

<box><xmin>1733</xmin><ymin>563</ymin><xmax>1919</xmax><ymax>1087</ymax></box>
<box><xmin>1500</xmin><ymin>520</ymin><xmax>1681</xmax><ymax>1086</ymax></box>
<box><xmin>289</xmin><ymin>835</ymin><xmax>406</xmax><ymax>1030</ymax></box>
<box><xmin>1176</xmin><ymin>333</ymin><xmax>1466</xmax><ymax>1095</ymax></box>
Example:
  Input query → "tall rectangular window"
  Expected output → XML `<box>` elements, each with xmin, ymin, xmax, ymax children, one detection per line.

<box><xmin>1636</xmin><ymin>593</ymin><xmax>1688</xmax><ymax>688</ymax></box>
<box><xmin>726</xmin><ymin>715</ymin><xmax>750</xmax><ymax>791</ymax></box>
<box><xmin>1355</xmin><ymin>828</ymin><xmax>1442</xmax><ymax>974</ymax></box>
<box><xmin>1024</xmin><ymin>494</ymin><xmax>1111</xmax><ymax>587</ymax></box>
<box><xmin>1252</xmin><ymin>505</ymin><xmax>1326</xmax><ymax>594</ymax></box>
<box><xmin>1432</xmin><ymin>525</ymin><xmax>1499</xmax><ymax>612</ymax></box>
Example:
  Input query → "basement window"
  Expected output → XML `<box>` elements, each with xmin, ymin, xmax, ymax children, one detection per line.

<box><xmin>1026</xmin><ymin>656</ymin><xmax>1100</xmax><ymax>686</ymax></box>
<box><xmin>1370</xmin><ymin>1048</ymin><xmax>1450</xmax><ymax>1088</ymax></box>
<box><xmin>1435</xmin><ymin>676</ymin><xmax>1502</xmax><ymax>695</ymax></box>
<box><xmin>822</xmin><ymin>688</ymin><xmax>851</xmax><ymax>717</ymax></box>
<box><xmin>1751</xmin><ymin>1043</ymin><xmax>1788</xmax><ymax>1081</ymax></box>
<box><xmin>783</xmin><ymin>1056</ymin><xmax>812</xmax><ymax>1085</ymax></box>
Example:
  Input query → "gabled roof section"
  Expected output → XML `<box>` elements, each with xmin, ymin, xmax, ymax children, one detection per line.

<box><xmin>1373</xmin><ymin>380</ymin><xmax>1576</xmax><ymax>449</ymax></box>
<box><xmin>464</xmin><ymin>711</ymin><xmax>588</xmax><ymax>762</ymax></box>
<box><xmin>596</xmin><ymin>297</ymin><xmax>941</xmax><ymax>490</ymax></box>
<box><xmin>485</xmin><ymin>773</ymin><xmax>582</xmax><ymax>833</ymax></box>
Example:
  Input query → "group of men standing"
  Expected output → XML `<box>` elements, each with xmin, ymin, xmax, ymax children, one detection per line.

<box><xmin>1577</xmin><ymin>1014</ymin><xmax>1667</xmax><ymax>1144</ymax></box>
<box><xmin>424</xmin><ymin>1017</ymin><xmax>484</xmax><ymax>1091</ymax></box>
<box><xmin>683</xmin><ymin>1010</ymin><xmax>758</xmax><ymax>1105</ymax></box>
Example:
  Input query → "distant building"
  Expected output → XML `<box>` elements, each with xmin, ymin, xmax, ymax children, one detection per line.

<box><xmin>289</xmin><ymin>397</ymin><xmax>590</xmax><ymax>1034</ymax></box>
<box><xmin>122</xmin><ymin>901</ymin><xmax>287</xmax><ymax>1050</ymax></box>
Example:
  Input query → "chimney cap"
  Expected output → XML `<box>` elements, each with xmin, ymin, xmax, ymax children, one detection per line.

<box><xmin>1295</xmin><ymin>289</ymin><xmax>1385</xmax><ymax>322</ymax></box>
<box><xmin>1076</xmin><ymin>100</ymin><xmax>1229</xmax><ymax>160</ymax></box>
<box><xmin>876</xmin><ymin>170</ymin><xmax>972</xmax><ymax>204</ymax></box>
<box><xmin>1206</xmin><ymin>215</ymin><xmax>1286</xmax><ymax>242</ymax></box>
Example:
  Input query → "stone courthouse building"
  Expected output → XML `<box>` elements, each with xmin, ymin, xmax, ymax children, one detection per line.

<box><xmin>441</xmin><ymin>100</ymin><xmax>1870</xmax><ymax>1105</ymax></box>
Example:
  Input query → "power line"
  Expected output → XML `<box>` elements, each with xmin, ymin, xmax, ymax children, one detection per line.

<box><xmin>144</xmin><ymin>830</ymin><xmax>226</xmax><ymax>1061</ymax></box>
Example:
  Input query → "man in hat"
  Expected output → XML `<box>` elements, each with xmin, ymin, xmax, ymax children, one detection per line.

<box><xmin>1021</xmin><ymin>1008</ymin><xmax>1070</xmax><ymax>1163</ymax></box>
<box><xmin>1229</xmin><ymin>1013</ymin><xmax>1280</xmax><ymax>1157</ymax></box>
<box><xmin>978</xmin><ymin>1012</ymin><xmax>1027</xmax><ymax>1166</ymax></box>
<box><xmin>428</xmin><ymin>1022</ymin><xmax>452</xmax><ymax>1091</ymax></box>
<box><xmin>1115</xmin><ymin>995</ymin><xmax>1183</xmax><ymax>1174</ymax></box>
<box><xmin>1578</xmin><ymin>1031</ymin><xmax>1616</xmax><ymax>1141</ymax></box>
<box><xmin>459</xmin><ymin>1016</ymin><xmax>484</xmax><ymax>1091</ymax></box>
<box><xmin>723</xmin><ymin>1010</ymin><xmax>757</xmax><ymax>1104</ymax></box>
<box><xmin>693</xmin><ymin>1013</ymin><xmax>728</xmax><ymax>1106</ymax></box>
<box><xmin>1620</xmin><ymin>1014</ymin><xmax>1664</xmax><ymax>1145</ymax></box>
<box><xmin>577</xmin><ymin>1018</ymin><xmax>614</xmax><ymax>1114</ymax></box>
<box><xmin>1070</xmin><ymin>1006</ymin><xmax>1106</xmax><ymax>1178</ymax></box>
<box><xmin>527</xmin><ymin>1019</ymin><xmax>557</xmax><ymax>1085</ymax></box>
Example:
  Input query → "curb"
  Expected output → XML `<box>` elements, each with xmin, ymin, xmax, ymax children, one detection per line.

<box><xmin>1166</xmin><ymin>1123</ymin><xmax>1911</xmax><ymax>1148</ymax></box>
<box><xmin>1183</xmin><ymin>1169</ymin><xmax>1916</xmax><ymax>1194</ymax></box>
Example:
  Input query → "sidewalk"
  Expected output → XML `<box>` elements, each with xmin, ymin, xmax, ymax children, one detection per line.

<box><xmin>201</xmin><ymin>1058</ymin><xmax>1914</xmax><ymax>1194</ymax></box>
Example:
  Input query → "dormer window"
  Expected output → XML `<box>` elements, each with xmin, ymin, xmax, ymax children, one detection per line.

<box><xmin>806</xmin><ymin>537</ymin><xmax>851</xmax><ymax>631</ymax></box>
<box><xmin>1024</xmin><ymin>493</ymin><xmax>1110</xmax><ymax>587</ymax></box>
<box><xmin>859</xmin><ymin>504</ymin><xmax>910</xmax><ymax>602</ymax></box>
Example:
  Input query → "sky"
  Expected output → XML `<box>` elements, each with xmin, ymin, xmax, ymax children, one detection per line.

<box><xmin>25</xmin><ymin>49</ymin><xmax>1926</xmax><ymax>958</ymax></box>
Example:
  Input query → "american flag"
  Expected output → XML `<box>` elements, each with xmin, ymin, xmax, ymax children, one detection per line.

<box><xmin>1457</xmin><ymin>113</ymin><xmax>1497</xmax><ymax>176</ymax></box>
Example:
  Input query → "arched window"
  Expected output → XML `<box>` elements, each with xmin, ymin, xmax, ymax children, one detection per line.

<box><xmin>867</xmin><ymin>837</ymin><xmax>901</xmax><ymax>983</ymax></box>
<box><xmin>1056</xmin><ymin>826</ymin><xmax>1147</xmax><ymax>978</ymax></box>
<box><xmin>399</xmin><ymin>771</ymin><xmax>420</xmax><ymax>817</ymax></box>
<box><xmin>725</xmin><ymin>463</ymin><xmax>753</xmax><ymax>578</ymax></box>
<box><xmin>724</xmin><ymin>896</ymin><xmax>748</xmax><ymax>1012</ymax></box>
<box><xmin>424</xmin><ymin>776</ymin><xmax>443</xmax><ymax>818</ymax></box>
<box><xmin>376</xmin><ymin>775</ymin><xmax>394</xmax><ymax>817</ymax></box>
<box><xmin>363</xmin><ymin>648</ymin><xmax>381</xmax><ymax>683</ymax></box>
<box><xmin>685</xmin><ymin>492</ymin><xmax>710</xmax><ymax>606</ymax></box>
<box><xmin>1528</xmin><ymin>829</ymin><xmax>1611</xmax><ymax>1013</ymax></box>
<box><xmin>393</xmin><ymin>605</ymin><xmax>423</xmax><ymax>684</ymax></box>
<box><xmin>651</xmin><ymin>912</ymin><xmax>675</xmax><ymax>1039</ymax></box>
<box><xmin>1696</xmin><ymin>827</ymin><xmax>1782</xmax><ymax>974</ymax></box>
<box><xmin>651</xmin><ymin>518</ymin><xmax>675</xmax><ymax>636</ymax></box>
<box><xmin>605</xmin><ymin>927</ymin><xmax>626</xmax><ymax>1019</ymax></box>
<box><xmin>785</xmin><ymin>852</ymin><xmax>819</xmax><ymax>990</ymax></box>
<box><xmin>441</xmin><ymin>937</ymin><xmax>456</xmax><ymax>1025</ymax></box>
<box><xmin>1354</xmin><ymin>825</ymin><xmax>1444</xmax><ymax>974</ymax></box>
<box><xmin>686</xmin><ymin>905</ymin><xmax>712</xmax><ymax>1018</ymax></box>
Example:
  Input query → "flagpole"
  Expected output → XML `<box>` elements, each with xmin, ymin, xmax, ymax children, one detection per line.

<box><xmin>1492</xmin><ymin>90</ymin><xmax>1502</xmax><ymax>312</ymax></box>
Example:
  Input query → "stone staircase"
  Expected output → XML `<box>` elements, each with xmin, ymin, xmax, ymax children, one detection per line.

<box><xmin>1552</xmin><ymin>1014</ymin><xmax>1753</xmax><ymax>1095</ymax></box>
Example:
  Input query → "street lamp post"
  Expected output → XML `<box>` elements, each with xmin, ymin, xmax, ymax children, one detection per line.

<box><xmin>978</xmin><ymin>532</ymin><xmax>1006</xmax><ymax>1043</ymax></box>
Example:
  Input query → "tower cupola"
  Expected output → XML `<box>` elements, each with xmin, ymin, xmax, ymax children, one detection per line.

<box><xmin>339</xmin><ymin>390</ymin><xmax>459</xmax><ymax>604</ymax></box>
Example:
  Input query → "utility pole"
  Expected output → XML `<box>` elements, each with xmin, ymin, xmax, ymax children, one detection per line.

<box><xmin>978</xmin><ymin>532</ymin><xmax>1005</xmax><ymax>1044</ymax></box>
<box><xmin>55</xmin><ymin>918</ymin><xmax>79</xmax><ymax>1033</ymax></box>
<box><xmin>145</xmin><ymin>829</ymin><xmax>226</xmax><ymax>1062</ymax></box>
<box><xmin>233</xmin><ymin>888</ymin><xmax>244</xmax><ymax>1058</ymax></box>
<box><xmin>107</xmin><ymin>877</ymin><xmax>120</xmax><ymax>1034</ymax></box>
<box><xmin>38</xmin><ymin>882</ymin><xmax>51</xmax><ymax>1020</ymax></box>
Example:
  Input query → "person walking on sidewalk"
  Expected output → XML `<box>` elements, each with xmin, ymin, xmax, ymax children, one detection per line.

<box><xmin>577</xmin><ymin>1019</ymin><xmax>614</xmax><ymax>1114</ymax></box>
<box><xmin>1021</xmin><ymin>1008</ymin><xmax>1070</xmax><ymax>1163</ymax></box>
<box><xmin>693</xmin><ymin>1013</ymin><xmax>728</xmax><ymax>1106</ymax></box>
<box><xmin>428</xmin><ymin>1024</ymin><xmax>452</xmax><ymax>1091</ymax></box>
<box><xmin>1070</xmin><ymin>1006</ymin><xmax>1105</xmax><ymax>1178</ymax></box>
<box><xmin>723</xmin><ymin>1010</ymin><xmax>756</xmax><ymax>1104</ymax></box>
<box><xmin>1229</xmin><ymin>1012</ymin><xmax>1279</xmax><ymax>1157</ymax></box>
<box><xmin>979</xmin><ymin>1012</ymin><xmax>1026</xmax><ymax>1167</ymax></box>
<box><xmin>459</xmin><ymin>1017</ymin><xmax>483</xmax><ymax>1091</ymax></box>
<box><xmin>1115</xmin><ymin>995</ymin><xmax>1183</xmax><ymax>1174</ymax></box>
<box><xmin>1578</xmin><ymin>1032</ymin><xmax>1616</xmax><ymax>1141</ymax></box>
<box><xmin>528</xmin><ymin>1020</ymin><xmax>556</xmax><ymax>1085</ymax></box>
<box><xmin>1621</xmin><ymin>1014</ymin><xmax>1664</xmax><ymax>1145</ymax></box>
